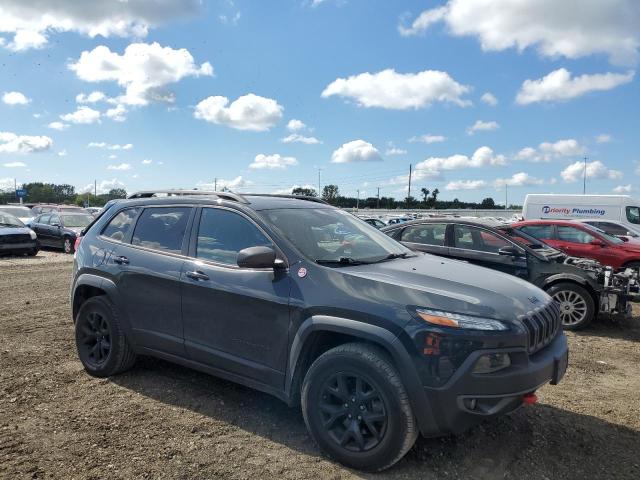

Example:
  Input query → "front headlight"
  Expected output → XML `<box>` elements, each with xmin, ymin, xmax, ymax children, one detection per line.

<box><xmin>415</xmin><ymin>308</ymin><xmax>508</xmax><ymax>331</ymax></box>
<box><xmin>29</xmin><ymin>229</ymin><xmax>37</xmax><ymax>240</ymax></box>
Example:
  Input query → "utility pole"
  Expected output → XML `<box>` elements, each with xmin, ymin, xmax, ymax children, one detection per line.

<box><xmin>317</xmin><ymin>168</ymin><xmax>322</xmax><ymax>197</ymax></box>
<box><xmin>356</xmin><ymin>189</ymin><xmax>360</xmax><ymax>210</ymax></box>
<box><xmin>407</xmin><ymin>164</ymin><xmax>412</xmax><ymax>201</ymax></box>
<box><xmin>505</xmin><ymin>184</ymin><xmax>508</xmax><ymax>210</ymax></box>
<box><xmin>377</xmin><ymin>187</ymin><xmax>380</xmax><ymax>209</ymax></box>
<box><xmin>214</xmin><ymin>178</ymin><xmax>217</xmax><ymax>191</ymax></box>
<box><xmin>583</xmin><ymin>156</ymin><xmax>587</xmax><ymax>194</ymax></box>
<box><xmin>94</xmin><ymin>179</ymin><xmax>97</xmax><ymax>198</ymax></box>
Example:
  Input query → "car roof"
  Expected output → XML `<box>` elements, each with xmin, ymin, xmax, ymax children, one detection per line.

<box><xmin>513</xmin><ymin>219</ymin><xmax>584</xmax><ymax>226</ymax></box>
<box><xmin>381</xmin><ymin>217</ymin><xmax>501</xmax><ymax>230</ymax></box>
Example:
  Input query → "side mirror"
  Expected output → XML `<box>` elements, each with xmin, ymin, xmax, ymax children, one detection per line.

<box><xmin>498</xmin><ymin>245</ymin><xmax>524</xmax><ymax>257</ymax></box>
<box><xmin>237</xmin><ymin>246</ymin><xmax>278</xmax><ymax>269</ymax></box>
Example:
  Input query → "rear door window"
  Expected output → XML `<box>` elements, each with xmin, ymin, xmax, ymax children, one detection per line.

<box><xmin>102</xmin><ymin>208</ymin><xmax>140</xmax><ymax>242</ymax></box>
<box><xmin>196</xmin><ymin>208</ymin><xmax>272</xmax><ymax>265</ymax></box>
<box><xmin>131</xmin><ymin>207</ymin><xmax>192</xmax><ymax>253</ymax></box>
<box><xmin>401</xmin><ymin>224</ymin><xmax>446</xmax><ymax>246</ymax></box>
<box><xmin>453</xmin><ymin>225</ymin><xmax>510</xmax><ymax>253</ymax></box>
<box><xmin>38</xmin><ymin>214</ymin><xmax>51</xmax><ymax>225</ymax></box>
<box><xmin>520</xmin><ymin>225</ymin><xmax>554</xmax><ymax>240</ymax></box>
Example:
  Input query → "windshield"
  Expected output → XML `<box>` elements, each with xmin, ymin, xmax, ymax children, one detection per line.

<box><xmin>0</xmin><ymin>206</ymin><xmax>32</xmax><ymax>218</ymax></box>
<box><xmin>582</xmin><ymin>223</ymin><xmax>624</xmax><ymax>244</ymax></box>
<box><xmin>0</xmin><ymin>212</ymin><xmax>25</xmax><ymax>227</ymax></box>
<box><xmin>61</xmin><ymin>214</ymin><xmax>94</xmax><ymax>228</ymax></box>
<box><xmin>261</xmin><ymin>208</ymin><xmax>412</xmax><ymax>264</ymax></box>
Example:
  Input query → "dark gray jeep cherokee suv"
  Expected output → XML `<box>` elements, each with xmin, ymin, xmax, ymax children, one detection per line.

<box><xmin>71</xmin><ymin>191</ymin><xmax>568</xmax><ymax>471</ymax></box>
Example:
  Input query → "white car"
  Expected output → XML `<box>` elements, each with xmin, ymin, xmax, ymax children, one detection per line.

<box><xmin>0</xmin><ymin>205</ymin><xmax>35</xmax><ymax>225</ymax></box>
<box><xmin>575</xmin><ymin>218</ymin><xmax>640</xmax><ymax>242</ymax></box>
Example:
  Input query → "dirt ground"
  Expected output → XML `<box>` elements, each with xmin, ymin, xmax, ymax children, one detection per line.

<box><xmin>1</xmin><ymin>251</ymin><xmax>640</xmax><ymax>479</ymax></box>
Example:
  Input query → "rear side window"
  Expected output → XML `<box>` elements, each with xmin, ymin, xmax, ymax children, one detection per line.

<box><xmin>453</xmin><ymin>225</ymin><xmax>510</xmax><ymax>253</ymax></box>
<box><xmin>196</xmin><ymin>208</ymin><xmax>271</xmax><ymax>265</ymax></box>
<box><xmin>520</xmin><ymin>225</ymin><xmax>554</xmax><ymax>240</ymax></box>
<box><xmin>102</xmin><ymin>208</ymin><xmax>140</xmax><ymax>242</ymax></box>
<box><xmin>557</xmin><ymin>226</ymin><xmax>595</xmax><ymax>244</ymax></box>
<box><xmin>131</xmin><ymin>207</ymin><xmax>192</xmax><ymax>253</ymax></box>
<box><xmin>38</xmin><ymin>214</ymin><xmax>51</xmax><ymax>225</ymax></box>
<box><xmin>401</xmin><ymin>224</ymin><xmax>446</xmax><ymax>246</ymax></box>
<box><xmin>50</xmin><ymin>214</ymin><xmax>60</xmax><ymax>226</ymax></box>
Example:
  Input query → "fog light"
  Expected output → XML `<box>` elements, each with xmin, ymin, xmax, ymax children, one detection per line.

<box><xmin>472</xmin><ymin>353</ymin><xmax>511</xmax><ymax>374</ymax></box>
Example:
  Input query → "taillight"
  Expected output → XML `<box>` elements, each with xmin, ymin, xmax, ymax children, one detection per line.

<box><xmin>74</xmin><ymin>236</ymin><xmax>82</xmax><ymax>252</ymax></box>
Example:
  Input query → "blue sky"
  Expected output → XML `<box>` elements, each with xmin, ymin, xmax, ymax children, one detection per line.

<box><xmin>0</xmin><ymin>0</ymin><xmax>638</xmax><ymax>204</ymax></box>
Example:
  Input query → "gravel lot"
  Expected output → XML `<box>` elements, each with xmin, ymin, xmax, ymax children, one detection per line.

<box><xmin>1</xmin><ymin>251</ymin><xmax>640</xmax><ymax>479</ymax></box>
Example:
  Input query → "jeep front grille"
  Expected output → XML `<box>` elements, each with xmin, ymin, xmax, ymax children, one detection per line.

<box><xmin>519</xmin><ymin>301</ymin><xmax>561</xmax><ymax>354</ymax></box>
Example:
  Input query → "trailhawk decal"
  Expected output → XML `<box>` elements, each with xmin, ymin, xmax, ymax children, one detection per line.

<box><xmin>542</xmin><ymin>206</ymin><xmax>606</xmax><ymax>217</ymax></box>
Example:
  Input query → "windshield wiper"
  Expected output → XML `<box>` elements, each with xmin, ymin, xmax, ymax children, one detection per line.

<box><xmin>384</xmin><ymin>252</ymin><xmax>412</xmax><ymax>260</ymax></box>
<box><xmin>315</xmin><ymin>257</ymin><xmax>367</xmax><ymax>266</ymax></box>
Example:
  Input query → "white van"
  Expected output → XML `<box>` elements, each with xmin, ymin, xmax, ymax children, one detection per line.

<box><xmin>523</xmin><ymin>194</ymin><xmax>640</xmax><ymax>229</ymax></box>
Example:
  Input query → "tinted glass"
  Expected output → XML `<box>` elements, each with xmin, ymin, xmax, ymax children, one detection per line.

<box><xmin>520</xmin><ymin>225</ymin><xmax>554</xmax><ymax>240</ymax></box>
<box><xmin>626</xmin><ymin>206</ymin><xmax>640</xmax><ymax>225</ymax></box>
<box><xmin>0</xmin><ymin>212</ymin><xmax>24</xmax><ymax>226</ymax></box>
<box><xmin>132</xmin><ymin>207</ymin><xmax>191</xmax><ymax>253</ymax></box>
<box><xmin>196</xmin><ymin>208</ymin><xmax>271</xmax><ymax>265</ymax></box>
<box><xmin>102</xmin><ymin>208</ymin><xmax>140</xmax><ymax>242</ymax></box>
<box><xmin>38</xmin><ymin>214</ymin><xmax>51</xmax><ymax>225</ymax></box>
<box><xmin>557</xmin><ymin>226</ymin><xmax>595</xmax><ymax>244</ymax></box>
<box><xmin>401</xmin><ymin>224</ymin><xmax>446</xmax><ymax>246</ymax></box>
<box><xmin>453</xmin><ymin>225</ymin><xmax>510</xmax><ymax>253</ymax></box>
<box><xmin>591</xmin><ymin>221</ymin><xmax>628</xmax><ymax>236</ymax></box>
<box><xmin>61</xmin><ymin>214</ymin><xmax>94</xmax><ymax>228</ymax></box>
<box><xmin>49</xmin><ymin>214</ymin><xmax>60</xmax><ymax>226</ymax></box>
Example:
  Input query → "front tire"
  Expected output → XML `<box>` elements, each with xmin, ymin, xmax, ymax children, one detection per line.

<box><xmin>63</xmin><ymin>236</ymin><xmax>74</xmax><ymax>254</ymax></box>
<box><xmin>546</xmin><ymin>282</ymin><xmax>595</xmax><ymax>330</ymax></box>
<box><xmin>301</xmin><ymin>343</ymin><xmax>417</xmax><ymax>472</ymax></box>
<box><xmin>75</xmin><ymin>296</ymin><xmax>136</xmax><ymax>377</ymax></box>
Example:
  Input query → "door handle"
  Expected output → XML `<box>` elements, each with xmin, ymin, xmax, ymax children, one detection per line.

<box><xmin>186</xmin><ymin>270</ymin><xmax>209</xmax><ymax>281</ymax></box>
<box><xmin>113</xmin><ymin>255</ymin><xmax>129</xmax><ymax>265</ymax></box>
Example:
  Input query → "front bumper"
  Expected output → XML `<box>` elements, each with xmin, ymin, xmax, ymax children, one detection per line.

<box><xmin>419</xmin><ymin>332</ymin><xmax>568</xmax><ymax>436</ymax></box>
<box><xmin>0</xmin><ymin>241</ymin><xmax>37</xmax><ymax>252</ymax></box>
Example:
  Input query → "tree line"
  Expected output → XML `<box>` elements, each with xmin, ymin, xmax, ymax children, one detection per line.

<box><xmin>294</xmin><ymin>185</ymin><xmax>521</xmax><ymax>210</ymax></box>
<box><xmin>0</xmin><ymin>182</ymin><xmax>127</xmax><ymax>207</ymax></box>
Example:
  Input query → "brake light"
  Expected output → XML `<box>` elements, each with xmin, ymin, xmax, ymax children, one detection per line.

<box><xmin>74</xmin><ymin>236</ymin><xmax>82</xmax><ymax>252</ymax></box>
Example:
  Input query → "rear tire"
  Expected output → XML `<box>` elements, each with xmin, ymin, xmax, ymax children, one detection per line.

<box><xmin>301</xmin><ymin>343</ymin><xmax>417</xmax><ymax>472</ymax></box>
<box><xmin>546</xmin><ymin>282</ymin><xmax>595</xmax><ymax>330</ymax></box>
<box><xmin>63</xmin><ymin>236</ymin><xmax>74</xmax><ymax>254</ymax></box>
<box><xmin>75</xmin><ymin>296</ymin><xmax>136</xmax><ymax>377</ymax></box>
<box><xmin>28</xmin><ymin>248</ymin><xmax>38</xmax><ymax>256</ymax></box>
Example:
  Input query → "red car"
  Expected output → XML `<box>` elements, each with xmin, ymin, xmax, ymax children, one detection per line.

<box><xmin>512</xmin><ymin>220</ymin><xmax>640</xmax><ymax>270</ymax></box>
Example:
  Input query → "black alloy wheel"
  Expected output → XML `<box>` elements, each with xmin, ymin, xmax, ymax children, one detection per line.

<box><xmin>318</xmin><ymin>372</ymin><xmax>388</xmax><ymax>452</ymax></box>
<box><xmin>77</xmin><ymin>311</ymin><xmax>112</xmax><ymax>368</ymax></box>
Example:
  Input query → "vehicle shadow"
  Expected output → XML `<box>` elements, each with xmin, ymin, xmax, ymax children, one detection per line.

<box><xmin>110</xmin><ymin>357</ymin><xmax>640</xmax><ymax>479</ymax></box>
<box><xmin>574</xmin><ymin>316</ymin><xmax>640</xmax><ymax>342</ymax></box>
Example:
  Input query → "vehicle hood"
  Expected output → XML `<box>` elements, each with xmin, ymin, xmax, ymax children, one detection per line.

<box><xmin>335</xmin><ymin>253</ymin><xmax>550</xmax><ymax>323</ymax></box>
<box><xmin>0</xmin><ymin>226</ymin><xmax>33</xmax><ymax>236</ymax></box>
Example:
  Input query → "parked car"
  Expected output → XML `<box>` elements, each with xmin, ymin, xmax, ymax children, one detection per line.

<box><xmin>575</xmin><ymin>218</ymin><xmax>640</xmax><ymax>242</ymax></box>
<box><xmin>361</xmin><ymin>217</ymin><xmax>386</xmax><ymax>229</ymax></box>
<box><xmin>0</xmin><ymin>204</ymin><xmax>35</xmax><ymax>224</ymax></box>
<box><xmin>511</xmin><ymin>220</ymin><xmax>640</xmax><ymax>270</ymax></box>
<box><xmin>0</xmin><ymin>212</ymin><xmax>38</xmax><ymax>256</ymax></box>
<box><xmin>386</xmin><ymin>216</ymin><xmax>412</xmax><ymax>225</ymax></box>
<box><xmin>31</xmin><ymin>212</ymin><xmax>94</xmax><ymax>253</ymax></box>
<box><xmin>523</xmin><ymin>194</ymin><xmax>640</xmax><ymax>231</ymax></box>
<box><xmin>382</xmin><ymin>219</ymin><xmax>638</xmax><ymax>329</ymax></box>
<box><xmin>31</xmin><ymin>204</ymin><xmax>89</xmax><ymax>216</ymax></box>
<box><xmin>85</xmin><ymin>207</ymin><xmax>103</xmax><ymax>216</ymax></box>
<box><xmin>71</xmin><ymin>191</ymin><xmax>568</xmax><ymax>471</ymax></box>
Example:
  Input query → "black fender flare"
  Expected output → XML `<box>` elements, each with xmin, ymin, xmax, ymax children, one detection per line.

<box><xmin>286</xmin><ymin>315</ymin><xmax>437</xmax><ymax>436</ymax></box>
<box><xmin>71</xmin><ymin>274</ymin><xmax>131</xmax><ymax>335</ymax></box>
<box><xmin>541</xmin><ymin>274</ymin><xmax>599</xmax><ymax>295</ymax></box>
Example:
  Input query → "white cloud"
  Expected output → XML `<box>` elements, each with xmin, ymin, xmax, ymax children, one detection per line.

<box><xmin>322</xmin><ymin>68</ymin><xmax>471</xmax><ymax>109</ymax></box>
<box><xmin>106</xmin><ymin>104</ymin><xmax>127</xmax><ymax>122</ymax></box>
<box><xmin>446</xmin><ymin>179</ymin><xmax>487</xmax><ymax>191</ymax></box>
<box><xmin>2</xmin><ymin>161</ymin><xmax>27</xmax><ymax>168</ymax></box>
<box><xmin>70</xmin><ymin>42</ymin><xmax>213</xmax><ymax>106</ymax></box>
<box><xmin>398</xmin><ymin>0</ymin><xmax>640</xmax><ymax>66</ymax></box>
<box><xmin>107</xmin><ymin>163</ymin><xmax>132</xmax><ymax>171</ymax></box>
<box><xmin>78</xmin><ymin>178</ymin><xmax>126</xmax><ymax>195</ymax></box>
<box><xmin>47</xmin><ymin>121</ymin><xmax>69</xmax><ymax>131</ymax></box>
<box><xmin>596</xmin><ymin>134</ymin><xmax>613</xmax><ymax>144</ymax></box>
<box><xmin>494</xmin><ymin>172</ymin><xmax>544</xmax><ymax>187</ymax></box>
<box><xmin>408</xmin><ymin>134</ymin><xmax>446</xmax><ymax>144</ymax></box>
<box><xmin>613</xmin><ymin>184</ymin><xmax>633</xmax><ymax>193</ymax></box>
<box><xmin>194</xmin><ymin>93</ymin><xmax>283</xmax><ymax>131</ymax></box>
<box><xmin>0</xmin><ymin>132</ymin><xmax>52</xmax><ymax>153</ymax></box>
<box><xmin>517</xmin><ymin>139</ymin><xmax>585</xmax><ymax>162</ymax></box>
<box><xmin>2</xmin><ymin>91</ymin><xmax>30</xmax><ymax>105</ymax></box>
<box><xmin>0</xmin><ymin>0</ymin><xmax>202</xmax><ymax>52</ymax></box>
<box><xmin>196</xmin><ymin>176</ymin><xmax>251</xmax><ymax>191</ymax></box>
<box><xmin>88</xmin><ymin>142</ymin><xmax>133</xmax><ymax>150</ymax></box>
<box><xmin>281</xmin><ymin>133</ymin><xmax>321</xmax><ymax>144</ymax></box>
<box><xmin>249</xmin><ymin>154</ymin><xmax>298</xmax><ymax>170</ymax></box>
<box><xmin>0</xmin><ymin>177</ymin><xmax>17</xmax><ymax>191</ymax></box>
<box><xmin>516</xmin><ymin>68</ymin><xmax>634</xmax><ymax>105</ymax></box>
<box><xmin>331</xmin><ymin>140</ymin><xmax>383</xmax><ymax>163</ymax></box>
<box><xmin>76</xmin><ymin>91</ymin><xmax>107</xmax><ymax>103</ymax></box>
<box><xmin>141</xmin><ymin>159</ymin><xmax>152</xmax><ymax>165</ymax></box>
<box><xmin>416</xmin><ymin>146</ymin><xmax>506</xmax><ymax>174</ymax></box>
<box><xmin>467</xmin><ymin>120</ymin><xmax>500</xmax><ymax>135</ymax></box>
<box><xmin>480</xmin><ymin>92</ymin><xmax>498</xmax><ymax>106</ymax></box>
<box><xmin>561</xmin><ymin>160</ymin><xmax>622</xmax><ymax>182</ymax></box>
<box><xmin>286</xmin><ymin>119</ymin><xmax>306</xmax><ymax>131</ymax></box>
<box><xmin>385</xmin><ymin>147</ymin><xmax>407</xmax><ymax>156</ymax></box>
<box><xmin>57</xmin><ymin>149</ymin><xmax>67</xmax><ymax>157</ymax></box>
<box><xmin>272</xmin><ymin>184</ymin><xmax>317</xmax><ymax>195</ymax></box>
<box><xmin>60</xmin><ymin>106</ymin><xmax>101</xmax><ymax>124</ymax></box>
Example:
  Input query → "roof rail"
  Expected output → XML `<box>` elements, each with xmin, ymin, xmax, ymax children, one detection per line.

<box><xmin>127</xmin><ymin>190</ymin><xmax>249</xmax><ymax>204</ymax></box>
<box><xmin>243</xmin><ymin>193</ymin><xmax>329</xmax><ymax>205</ymax></box>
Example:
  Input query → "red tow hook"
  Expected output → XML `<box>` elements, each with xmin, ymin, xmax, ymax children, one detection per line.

<box><xmin>522</xmin><ymin>393</ymin><xmax>538</xmax><ymax>405</ymax></box>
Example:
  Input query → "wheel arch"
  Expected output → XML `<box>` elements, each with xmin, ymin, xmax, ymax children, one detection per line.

<box><xmin>542</xmin><ymin>274</ymin><xmax>599</xmax><ymax>304</ymax></box>
<box><xmin>285</xmin><ymin>315</ymin><xmax>437</xmax><ymax>436</ymax></box>
<box><xmin>72</xmin><ymin>274</ymin><xmax>120</xmax><ymax>323</ymax></box>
